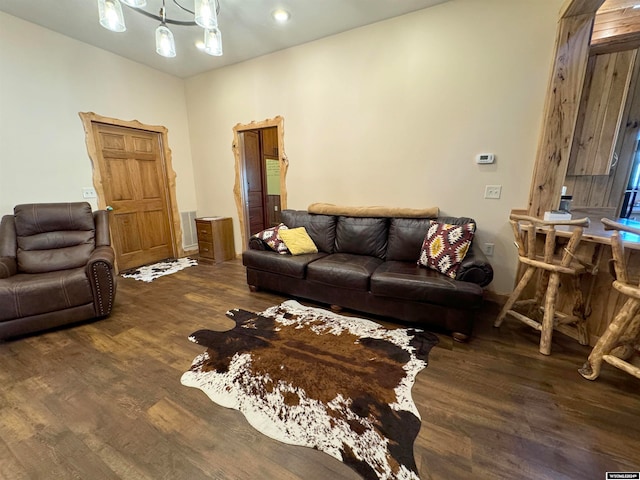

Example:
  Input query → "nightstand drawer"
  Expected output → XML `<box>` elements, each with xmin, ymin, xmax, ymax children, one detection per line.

<box><xmin>198</xmin><ymin>241</ymin><xmax>215</xmax><ymax>259</ymax></box>
<box><xmin>195</xmin><ymin>221</ymin><xmax>213</xmax><ymax>241</ymax></box>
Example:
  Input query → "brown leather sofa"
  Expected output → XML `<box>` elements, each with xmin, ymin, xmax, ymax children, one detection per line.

<box><xmin>242</xmin><ymin>210</ymin><xmax>493</xmax><ymax>341</ymax></box>
<box><xmin>0</xmin><ymin>202</ymin><xmax>116</xmax><ymax>339</ymax></box>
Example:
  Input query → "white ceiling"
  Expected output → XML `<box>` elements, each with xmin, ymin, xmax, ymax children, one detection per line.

<box><xmin>0</xmin><ymin>0</ymin><xmax>450</xmax><ymax>78</ymax></box>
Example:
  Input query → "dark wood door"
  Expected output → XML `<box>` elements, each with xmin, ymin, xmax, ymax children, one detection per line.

<box><xmin>92</xmin><ymin>123</ymin><xmax>174</xmax><ymax>270</ymax></box>
<box><xmin>261</xmin><ymin>127</ymin><xmax>282</xmax><ymax>226</ymax></box>
<box><xmin>244</xmin><ymin>130</ymin><xmax>266</xmax><ymax>235</ymax></box>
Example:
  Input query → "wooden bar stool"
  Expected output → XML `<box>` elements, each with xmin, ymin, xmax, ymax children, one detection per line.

<box><xmin>494</xmin><ymin>214</ymin><xmax>591</xmax><ymax>355</ymax></box>
<box><xmin>579</xmin><ymin>218</ymin><xmax>640</xmax><ymax>381</ymax></box>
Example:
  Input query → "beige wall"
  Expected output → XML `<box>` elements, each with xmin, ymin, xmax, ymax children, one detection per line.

<box><xmin>0</xmin><ymin>12</ymin><xmax>197</xmax><ymax>223</ymax></box>
<box><xmin>0</xmin><ymin>0</ymin><xmax>565</xmax><ymax>294</ymax></box>
<box><xmin>185</xmin><ymin>0</ymin><xmax>564</xmax><ymax>294</ymax></box>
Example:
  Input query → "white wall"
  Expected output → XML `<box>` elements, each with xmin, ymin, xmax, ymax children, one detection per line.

<box><xmin>0</xmin><ymin>12</ymin><xmax>197</xmax><ymax>222</ymax></box>
<box><xmin>0</xmin><ymin>1</ymin><xmax>564</xmax><ymax>294</ymax></box>
<box><xmin>185</xmin><ymin>0</ymin><xmax>564</xmax><ymax>294</ymax></box>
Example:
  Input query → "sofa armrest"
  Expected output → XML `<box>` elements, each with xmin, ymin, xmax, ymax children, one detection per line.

<box><xmin>456</xmin><ymin>242</ymin><xmax>493</xmax><ymax>287</ymax></box>
<box><xmin>249</xmin><ymin>237</ymin><xmax>270</xmax><ymax>251</ymax></box>
<box><xmin>86</xmin><ymin>246</ymin><xmax>116</xmax><ymax>317</ymax></box>
<box><xmin>0</xmin><ymin>256</ymin><xmax>17</xmax><ymax>279</ymax></box>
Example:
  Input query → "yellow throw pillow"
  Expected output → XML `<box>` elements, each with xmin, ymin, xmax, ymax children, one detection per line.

<box><xmin>278</xmin><ymin>227</ymin><xmax>318</xmax><ymax>255</ymax></box>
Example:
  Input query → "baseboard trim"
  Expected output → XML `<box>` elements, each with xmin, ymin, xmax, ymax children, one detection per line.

<box><xmin>484</xmin><ymin>290</ymin><xmax>508</xmax><ymax>306</ymax></box>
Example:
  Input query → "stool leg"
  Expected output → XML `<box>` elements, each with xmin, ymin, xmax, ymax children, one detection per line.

<box><xmin>540</xmin><ymin>272</ymin><xmax>560</xmax><ymax>355</ymax></box>
<box><xmin>579</xmin><ymin>298</ymin><xmax>640</xmax><ymax>380</ymax></box>
<box><xmin>532</xmin><ymin>270</ymin><xmax>550</xmax><ymax>318</ymax></box>
<box><xmin>495</xmin><ymin>266</ymin><xmax>536</xmax><ymax>327</ymax></box>
<box><xmin>571</xmin><ymin>275</ymin><xmax>589</xmax><ymax>346</ymax></box>
<box><xmin>615</xmin><ymin>314</ymin><xmax>640</xmax><ymax>359</ymax></box>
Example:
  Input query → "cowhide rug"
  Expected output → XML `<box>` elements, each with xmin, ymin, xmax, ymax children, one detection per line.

<box><xmin>121</xmin><ymin>257</ymin><xmax>197</xmax><ymax>282</ymax></box>
<box><xmin>180</xmin><ymin>300</ymin><xmax>438</xmax><ymax>480</ymax></box>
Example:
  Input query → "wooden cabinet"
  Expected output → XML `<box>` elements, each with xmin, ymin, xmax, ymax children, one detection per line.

<box><xmin>195</xmin><ymin>217</ymin><xmax>236</xmax><ymax>263</ymax></box>
<box><xmin>567</xmin><ymin>50</ymin><xmax>636</xmax><ymax>176</ymax></box>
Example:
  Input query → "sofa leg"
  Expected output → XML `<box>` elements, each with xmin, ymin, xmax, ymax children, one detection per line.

<box><xmin>248</xmin><ymin>285</ymin><xmax>259</xmax><ymax>292</ymax></box>
<box><xmin>330</xmin><ymin>305</ymin><xmax>343</xmax><ymax>313</ymax></box>
<box><xmin>452</xmin><ymin>332</ymin><xmax>470</xmax><ymax>343</ymax></box>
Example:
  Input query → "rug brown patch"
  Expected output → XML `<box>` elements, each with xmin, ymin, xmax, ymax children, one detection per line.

<box><xmin>181</xmin><ymin>300</ymin><xmax>438</xmax><ymax>480</ymax></box>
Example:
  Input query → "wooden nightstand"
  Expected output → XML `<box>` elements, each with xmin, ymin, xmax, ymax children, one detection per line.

<box><xmin>195</xmin><ymin>217</ymin><xmax>236</xmax><ymax>263</ymax></box>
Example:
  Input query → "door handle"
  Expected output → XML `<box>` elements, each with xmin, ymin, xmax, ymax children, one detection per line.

<box><xmin>106</xmin><ymin>205</ymin><xmax>114</xmax><ymax>211</ymax></box>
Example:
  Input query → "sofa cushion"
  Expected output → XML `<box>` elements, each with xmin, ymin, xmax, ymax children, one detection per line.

<box><xmin>334</xmin><ymin>217</ymin><xmax>388</xmax><ymax>259</ymax></box>
<box><xmin>281</xmin><ymin>210</ymin><xmax>337</xmax><ymax>254</ymax></box>
<box><xmin>306</xmin><ymin>253</ymin><xmax>383</xmax><ymax>291</ymax></box>
<box><xmin>243</xmin><ymin>249</ymin><xmax>327</xmax><ymax>279</ymax></box>
<box><xmin>253</xmin><ymin>223</ymin><xmax>289</xmax><ymax>254</ymax></box>
<box><xmin>370</xmin><ymin>261</ymin><xmax>483</xmax><ymax>308</ymax></box>
<box><xmin>386</xmin><ymin>218</ymin><xmax>433</xmax><ymax>262</ymax></box>
<box><xmin>419</xmin><ymin>221</ymin><xmax>476</xmax><ymax>279</ymax></box>
<box><xmin>0</xmin><ymin>268</ymin><xmax>93</xmax><ymax>322</ymax></box>
<box><xmin>387</xmin><ymin>216</ymin><xmax>475</xmax><ymax>262</ymax></box>
<box><xmin>279</xmin><ymin>227</ymin><xmax>318</xmax><ymax>255</ymax></box>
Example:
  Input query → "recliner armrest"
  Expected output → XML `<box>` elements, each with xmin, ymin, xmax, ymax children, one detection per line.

<box><xmin>93</xmin><ymin>210</ymin><xmax>111</xmax><ymax>247</ymax></box>
<box><xmin>456</xmin><ymin>242</ymin><xmax>494</xmax><ymax>287</ymax></box>
<box><xmin>87</xmin><ymin>245</ymin><xmax>115</xmax><ymax>267</ymax></box>
<box><xmin>0</xmin><ymin>256</ymin><xmax>17</xmax><ymax>279</ymax></box>
<box><xmin>86</xmin><ymin>246</ymin><xmax>116</xmax><ymax>317</ymax></box>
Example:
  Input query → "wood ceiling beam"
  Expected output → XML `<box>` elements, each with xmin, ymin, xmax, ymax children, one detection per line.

<box><xmin>562</xmin><ymin>0</ymin><xmax>606</xmax><ymax>17</ymax></box>
<box><xmin>592</xmin><ymin>3</ymin><xmax>640</xmax><ymax>52</ymax></box>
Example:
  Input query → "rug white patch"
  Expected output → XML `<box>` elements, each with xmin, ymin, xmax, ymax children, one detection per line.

<box><xmin>122</xmin><ymin>257</ymin><xmax>197</xmax><ymax>282</ymax></box>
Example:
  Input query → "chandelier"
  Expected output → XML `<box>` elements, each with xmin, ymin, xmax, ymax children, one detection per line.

<box><xmin>97</xmin><ymin>0</ymin><xmax>222</xmax><ymax>58</ymax></box>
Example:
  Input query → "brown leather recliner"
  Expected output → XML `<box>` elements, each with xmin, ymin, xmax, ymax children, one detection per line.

<box><xmin>0</xmin><ymin>202</ymin><xmax>116</xmax><ymax>339</ymax></box>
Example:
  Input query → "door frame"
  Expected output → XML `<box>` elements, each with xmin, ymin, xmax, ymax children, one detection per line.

<box><xmin>232</xmin><ymin>116</ymin><xmax>288</xmax><ymax>248</ymax></box>
<box><xmin>78</xmin><ymin>112</ymin><xmax>183</xmax><ymax>263</ymax></box>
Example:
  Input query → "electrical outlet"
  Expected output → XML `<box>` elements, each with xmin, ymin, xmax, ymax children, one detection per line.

<box><xmin>484</xmin><ymin>185</ymin><xmax>502</xmax><ymax>199</ymax></box>
<box><xmin>483</xmin><ymin>243</ymin><xmax>495</xmax><ymax>256</ymax></box>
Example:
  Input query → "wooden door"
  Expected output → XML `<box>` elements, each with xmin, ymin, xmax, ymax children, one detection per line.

<box><xmin>244</xmin><ymin>130</ymin><xmax>267</xmax><ymax>235</ymax></box>
<box><xmin>233</xmin><ymin>116</ymin><xmax>288</xmax><ymax>248</ymax></box>
<box><xmin>261</xmin><ymin>127</ymin><xmax>282</xmax><ymax>227</ymax></box>
<box><xmin>92</xmin><ymin>123</ymin><xmax>174</xmax><ymax>270</ymax></box>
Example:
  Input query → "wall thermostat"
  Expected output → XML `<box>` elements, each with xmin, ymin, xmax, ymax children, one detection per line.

<box><xmin>476</xmin><ymin>153</ymin><xmax>495</xmax><ymax>164</ymax></box>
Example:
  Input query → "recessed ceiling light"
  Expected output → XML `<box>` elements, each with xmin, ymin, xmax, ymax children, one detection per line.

<box><xmin>272</xmin><ymin>9</ymin><xmax>290</xmax><ymax>23</ymax></box>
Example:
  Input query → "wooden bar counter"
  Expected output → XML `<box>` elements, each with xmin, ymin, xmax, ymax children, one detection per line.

<box><xmin>513</xmin><ymin>209</ymin><xmax>640</xmax><ymax>346</ymax></box>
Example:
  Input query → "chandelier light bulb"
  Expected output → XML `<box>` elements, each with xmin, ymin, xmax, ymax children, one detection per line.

<box><xmin>97</xmin><ymin>0</ymin><xmax>227</xmax><ymax>58</ymax></box>
<box><xmin>156</xmin><ymin>24</ymin><xmax>176</xmax><ymax>57</ymax></box>
<box><xmin>98</xmin><ymin>0</ymin><xmax>126</xmax><ymax>32</ymax></box>
<box><xmin>195</xmin><ymin>0</ymin><xmax>218</xmax><ymax>29</ymax></box>
<box><xmin>120</xmin><ymin>0</ymin><xmax>146</xmax><ymax>7</ymax></box>
<box><xmin>203</xmin><ymin>27</ymin><xmax>223</xmax><ymax>56</ymax></box>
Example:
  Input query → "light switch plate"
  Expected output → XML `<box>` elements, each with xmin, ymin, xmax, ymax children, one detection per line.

<box><xmin>82</xmin><ymin>187</ymin><xmax>97</xmax><ymax>199</ymax></box>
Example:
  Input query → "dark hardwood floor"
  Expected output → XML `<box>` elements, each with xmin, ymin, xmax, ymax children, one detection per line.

<box><xmin>1</xmin><ymin>259</ymin><xmax>638</xmax><ymax>479</ymax></box>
